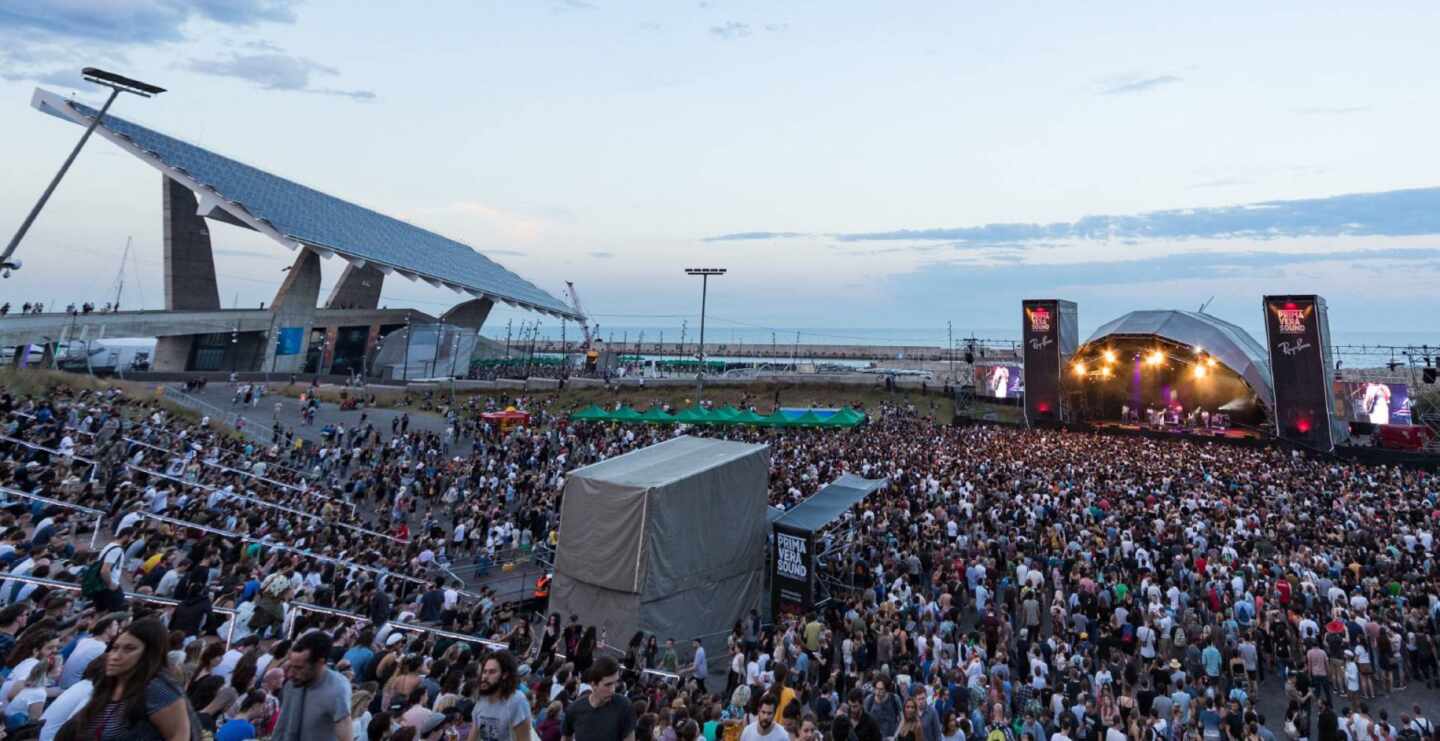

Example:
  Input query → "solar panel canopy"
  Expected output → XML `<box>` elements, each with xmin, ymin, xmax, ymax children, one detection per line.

<box><xmin>31</xmin><ymin>88</ymin><xmax>577</xmax><ymax>318</ymax></box>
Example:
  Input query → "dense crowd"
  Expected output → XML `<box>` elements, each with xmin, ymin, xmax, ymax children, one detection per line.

<box><xmin>0</xmin><ymin>378</ymin><xmax>1437</xmax><ymax>741</ymax></box>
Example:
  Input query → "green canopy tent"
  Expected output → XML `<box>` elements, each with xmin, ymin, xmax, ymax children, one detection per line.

<box><xmin>732</xmin><ymin>409</ymin><xmax>767</xmax><ymax>426</ymax></box>
<box><xmin>825</xmin><ymin>408</ymin><xmax>866</xmax><ymax>427</ymax></box>
<box><xmin>789</xmin><ymin>410</ymin><xmax>827</xmax><ymax>427</ymax></box>
<box><xmin>609</xmin><ymin>405</ymin><xmax>643</xmax><ymax>423</ymax></box>
<box><xmin>639</xmin><ymin>406</ymin><xmax>677</xmax><ymax>424</ymax></box>
<box><xmin>760</xmin><ymin>411</ymin><xmax>792</xmax><ymax>428</ymax></box>
<box><xmin>570</xmin><ymin>404</ymin><xmax>610</xmax><ymax>422</ymax></box>
<box><xmin>673</xmin><ymin>405</ymin><xmax>715</xmax><ymax>425</ymax></box>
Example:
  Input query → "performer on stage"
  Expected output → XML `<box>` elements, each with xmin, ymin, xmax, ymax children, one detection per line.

<box><xmin>990</xmin><ymin>365</ymin><xmax>1010</xmax><ymax>399</ymax></box>
<box><xmin>1363</xmin><ymin>382</ymin><xmax>1392</xmax><ymax>426</ymax></box>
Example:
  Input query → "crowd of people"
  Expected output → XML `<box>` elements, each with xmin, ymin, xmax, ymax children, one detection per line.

<box><xmin>0</xmin><ymin>375</ymin><xmax>1438</xmax><ymax>741</ymax></box>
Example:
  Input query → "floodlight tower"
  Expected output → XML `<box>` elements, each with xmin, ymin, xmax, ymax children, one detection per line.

<box><xmin>685</xmin><ymin>268</ymin><xmax>726</xmax><ymax>401</ymax></box>
<box><xmin>2</xmin><ymin>68</ymin><xmax>165</xmax><ymax>277</ymax></box>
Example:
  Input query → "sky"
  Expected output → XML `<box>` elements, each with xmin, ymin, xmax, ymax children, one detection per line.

<box><xmin>2</xmin><ymin>1</ymin><xmax>1440</xmax><ymax>346</ymax></box>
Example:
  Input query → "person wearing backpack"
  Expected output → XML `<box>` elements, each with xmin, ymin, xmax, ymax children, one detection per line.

<box><xmin>82</xmin><ymin>535</ymin><xmax>131</xmax><ymax>613</ymax></box>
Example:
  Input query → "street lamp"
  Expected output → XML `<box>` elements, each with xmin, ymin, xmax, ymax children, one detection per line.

<box><xmin>684</xmin><ymin>268</ymin><xmax>726</xmax><ymax>401</ymax></box>
<box><xmin>2</xmin><ymin>68</ymin><xmax>165</xmax><ymax>277</ymax></box>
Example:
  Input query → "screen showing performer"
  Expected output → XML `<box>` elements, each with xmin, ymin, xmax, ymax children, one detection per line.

<box><xmin>1345</xmin><ymin>382</ymin><xmax>1411</xmax><ymax>425</ymax></box>
<box><xmin>974</xmin><ymin>363</ymin><xmax>1023</xmax><ymax>398</ymax></box>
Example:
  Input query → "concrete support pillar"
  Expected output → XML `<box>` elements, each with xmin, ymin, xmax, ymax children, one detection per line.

<box><xmin>262</xmin><ymin>248</ymin><xmax>323</xmax><ymax>375</ymax></box>
<box><xmin>162</xmin><ymin>175</ymin><xmax>221</xmax><ymax>311</ymax></box>
<box><xmin>324</xmin><ymin>263</ymin><xmax>384</xmax><ymax>310</ymax></box>
<box><xmin>439</xmin><ymin>297</ymin><xmax>495</xmax><ymax>331</ymax></box>
<box><xmin>157</xmin><ymin>175</ymin><xmax>223</xmax><ymax>372</ymax></box>
<box><xmin>152</xmin><ymin>335</ymin><xmax>194</xmax><ymax>372</ymax></box>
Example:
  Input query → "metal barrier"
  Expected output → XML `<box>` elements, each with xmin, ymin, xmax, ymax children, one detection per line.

<box><xmin>0</xmin><ymin>571</ymin><xmax>240</xmax><ymax>649</ymax></box>
<box><xmin>0</xmin><ymin>433</ymin><xmax>101</xmax><ymax>480</ymax></box>
<box><xmin>0</xmin><ymin>485</ymin><xmax>105</xmax><ymax>548</ymax></box>
<box><xmin>126</xmin><ymin>462</ymin><xmax>406</xmax><ymax>544</ymax></box>
<box><xmin>287</xmin><ymin>601</ymin><xmax>508</xmax><ymax>651</ymax></box>
<box><xmin>160</xmin><ymin>386</ymin><xmax>275</xmax><ymax>443</ymax></box>
<box><xmin>121</xmin><ymin>436</ymin><xmax>356</xmax><ymax>511</ymax></box>
<box><xmin>138</xmin><ymin>512</ymin><xmax>429</xmax><ymax>591</ymax></box>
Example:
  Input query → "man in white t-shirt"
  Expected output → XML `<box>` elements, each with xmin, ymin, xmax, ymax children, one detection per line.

<box><xmin>740</xmin><ymin>694</ymin><xmax>787</xmax><ymax>741</ymax></box>
<box><xmin>60</xmin><ymin>613</ymin><xmax>123</xmax><ymax>688</ymax></box>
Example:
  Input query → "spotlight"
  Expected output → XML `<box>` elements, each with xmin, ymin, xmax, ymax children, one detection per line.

<box><xmin>1101</xmin><ymin>366</ymin><xmax>1113</xmax><ymax>378</ymax></box>
<box><xmin>1103</xmin><ymin>350</ymin><xmax>1117</xmax><ymax>364</ymax></box>
<box><xmin>1073</xmin><ymin>362</ymin><xmax>1087</xmax><ymax>377</ymax></box>
<box><xmin>1193</xmin><ymin>365</ymin><xmax>1207</xmax><ymax>379</ymax></box>
<box><xmin>1205</xmin><ymin>358</ymin><xmax>1217</xmax><ymax>368</ymax></box>
<box><xmin>1193</xmin><ymin>346</ymin><xmax>1203</xmax><ymax>354</ymax></box>
<box><xmin>1147</xmin><ymin>351</ymin><xmax>1165</xmax><ymax>366</ymax></box>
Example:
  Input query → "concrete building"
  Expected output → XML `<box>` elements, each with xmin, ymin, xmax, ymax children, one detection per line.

<box><xmin>12</xmin><ymin>87</ymin><xmax>579</xmax><ymax>375</ymax></box>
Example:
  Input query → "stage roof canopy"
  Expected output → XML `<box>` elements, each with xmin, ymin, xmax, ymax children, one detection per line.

<box><xmin>31</xmin><ymin>88</ymin><xmax>577</xmax><ymax>319</ymax></box>
<box><xmin>773</xmin><ymin>473</ymin><xmax>889</xmax><ymax>532</ymax></box>
<box><xmin>1083</xmin><ymin>309</ymin><xmax>1274</xmax><ymax>406</ymax></box>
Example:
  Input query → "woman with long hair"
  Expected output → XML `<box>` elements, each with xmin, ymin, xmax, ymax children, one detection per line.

<box><xmin>895</xmin><ymin>698</ymin><xmax>920</xmax><ymax>741</ymax></box>
<box><xmin>574</xmin><ymin>627</ymin><xmax>597</xmax><ymax>675</ymax></box>
<box><xmin>186</xmin><ymin>642</ymin><xmax>226</xmax><ymax>693</ymax></box>
<box><xmin>383</xmin><ymin>654</ymin><xmax>424</xmax><ymax>712</ymax></box>
<box><xmin>56</xmin><ymin>618</ymin><xmax>191</xmax><ymax>741</ymax></box>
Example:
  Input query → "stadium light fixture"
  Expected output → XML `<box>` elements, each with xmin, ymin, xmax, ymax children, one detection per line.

<box><xmin>684</xmin><ymin>267</ymin><xmax>726</xmax><ymax>401</ymax></box>
<box><xmin>1</xmin><ymin>67</ymin><xmax>164</xmax><ymax>277</ymax></box>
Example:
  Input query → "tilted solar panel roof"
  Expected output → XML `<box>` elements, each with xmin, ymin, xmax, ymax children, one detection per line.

<box><xmin>31</xmin><ymin>88</ymin><xmax>577</xmax><ymax>318</ymax></box>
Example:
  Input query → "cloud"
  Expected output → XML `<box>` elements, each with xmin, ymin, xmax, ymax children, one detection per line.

<box><xmin>0</xmin><ymin>0</ymin><xmax>300</xmax><ymax>85</ymax></box>
<box><xmin>1187</xmin><ymin>176</ymin><xmax>1251</xmax><ymax>189</ymax></box>
<box><xmin>709</xmin><ymin>21</ymin><xmax>751</xmax><ymax>40</ymax></box>
<box><xmin>893</xmin><ymin>247</ymin><xmax>1440</xmax><ymax>294</ymax></box>
<box><xmin>0</xmin><ymin>0</ymin><xmax>295</xmax><ymax>43</ymax></box>
<box><xmin>551</xmin><ymin>0</ymin><xmax>596</xmax><ymax>11</ymax></box>
<box><xmin>764</xmin><ymin>23</ymin><xmax>789</xmax><ymax>32</ymax></box>
<box><xmin>702</xmin><ymin>231</ymin><xmax>809</xmax><ymax>242</ymax></box>
<box><xmin>186</xmin><ymin>53</ymin><xmax>376</xmax><ymax>100</ymax></box>
<box><xmin>1293</xmin><ymin>105</ymin><xmax>1371</xmax><ymax>116</ymax></box>
<box><xmin>1098</xmin><ymin>75</ymin><xmax>1182</xmax><ymax>96</ymax></box>
<box><xmin>714</xmin><ymin>187</ymin><xmax>1440</xmax><ymax>247</ymax></box>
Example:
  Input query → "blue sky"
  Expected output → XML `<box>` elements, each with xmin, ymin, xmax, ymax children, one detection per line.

<box><xmin>2</xmin><ymin>1</ymin><xmax>1439</xmax><ymax>343</ymax></box>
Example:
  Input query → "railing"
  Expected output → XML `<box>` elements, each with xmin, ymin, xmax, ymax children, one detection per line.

<box><xmin>0</xmin><ymin>571</ymin><xmax>240</xmax><ymax>649</ymax></box>
<box><xmin>0</xmin><ymin>485</ymin><xmax>105</xmax><ymax>548</ymax></box>
<box><xmin>139</xmin><ymin>512</ymin><xmax>428</xmax><ymax>592</ymax></box>
<box><xmin>121</xmin><ymin>435</ymin><xmax>355</xmax><ymax>511</ymax></box>
<box><xmin>160</xmin><ymin>386</ymin><xmax>274</xmax><ymax>443</ymax></box>
<box><xmin>286</xmin><ymin>601</ymin><xmax>508</xmax><ymax>651</ymax></box>
<box><xmin>0</xmin><ymin>434</ymin><xmax>100</xmax><ymax>480</ymax></box>
<box><xmin>126</xmin><ymin>462</ymin><xmax>405</xmax><ymax>544</ymax></box>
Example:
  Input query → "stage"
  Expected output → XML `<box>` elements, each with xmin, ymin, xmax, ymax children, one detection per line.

<box><xmin>1088</xmin><ymin>420</ymin><xmax>1266</xmax><ymax>441</ymax></box>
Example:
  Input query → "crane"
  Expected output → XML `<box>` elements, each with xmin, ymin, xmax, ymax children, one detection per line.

<box><xmin>564</xmin><ymin>281</ymin><xmax>597</xmax><ymax>348</ymax></box>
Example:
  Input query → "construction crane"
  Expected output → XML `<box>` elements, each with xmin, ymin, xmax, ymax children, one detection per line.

<box><xmin>564</xmin><ymin>281</ymin><xmax>602</xmax><ymax>372</ymax></box>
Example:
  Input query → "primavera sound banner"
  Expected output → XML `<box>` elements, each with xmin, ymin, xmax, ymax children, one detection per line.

<box><xmin>771</xmin><ymin>523</ymin><xmax>814</xmax><ymax>618</ymax></box>
<box><xmin>1263</xmin><ymin>295</ymin><xmax>1341</xmax><ymax>449</ymax></box>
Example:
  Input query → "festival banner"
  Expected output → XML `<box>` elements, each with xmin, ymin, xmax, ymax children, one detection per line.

<box><xmin>1022</xmin><ymin>299</ymin><xmax>1077</xmax><ymax>426</ymax></box>
<box><xmin>1263</xmin><ymin>295</ymin><xmax>1343</xmax><ymax>449</ymax></box>
<box><xmin>771</xmin><ymin>523</ymin><xmax>814</xmax><ymax>619</ymax></box>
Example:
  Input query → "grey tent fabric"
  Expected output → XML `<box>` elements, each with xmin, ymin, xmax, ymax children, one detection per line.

<box><xmin>773</xmin><ymin>474</ymin><xmax>889</xmax><ymax>533</ymax></box>
<box><xmin>550</xmin><ymin>436</ymin><xmax>770</xmax><ymax>655</ymax></box>
<box><xmin>1084</xmin><ymin>310</ymin><xmax>1275</xmax><ymax>407</ymax></box>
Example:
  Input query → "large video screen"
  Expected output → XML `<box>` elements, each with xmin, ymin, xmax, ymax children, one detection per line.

<box><xmin>1344</xmin><ymin>382</ymin><xmax>1412</xmax><ymax>425</ymax></box>
<box><xmin>974</xmin><ymin>363</ymin><xmax>1024</xmax><ymax>399</ymax></box>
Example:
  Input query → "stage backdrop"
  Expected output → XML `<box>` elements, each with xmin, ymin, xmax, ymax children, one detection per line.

<box><xmin>1022</xmin><ymin>299</ymin><xmax>1078</xmax><ymax>426</ymax></box>
<box><xmin>1263</xmin><ymin>295</ymin><xmax>1346</xmax><ymax>450</ymax></box>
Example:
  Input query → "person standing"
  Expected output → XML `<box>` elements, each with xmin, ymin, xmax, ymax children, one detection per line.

<box><xmin>685</xmin><ymin>639</ymin><xmax>708</xmax><ymax>694</ymax></box>
<box><xmin>467</xmin><ymin>650</ymin><xmax>532</xmax><ymax>741</ymax></box>
<box><xmin>741</xmin><ymin>694</ymin><xmax>788</xmax><ymax>741</ymax></box>
<box><xmin>563</xmin><ymin>657</ymin><xmax>635</xmax><ymax>741</ymax></box>
<box><xmin>273</xmin><ymin>631</ymin><xmax>353</xmax><ymax>741</ymax></box>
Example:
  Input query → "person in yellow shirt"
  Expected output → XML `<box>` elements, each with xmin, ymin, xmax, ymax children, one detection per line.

<box><xmin>772</xmin><ymin>664</ymin><xmax>798</xmax><ymax>725</ymax></box>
